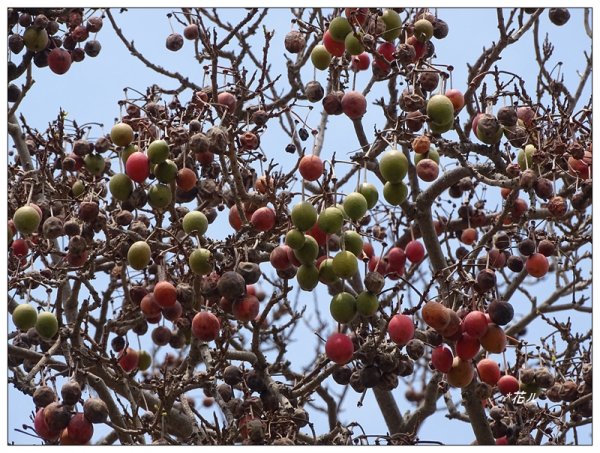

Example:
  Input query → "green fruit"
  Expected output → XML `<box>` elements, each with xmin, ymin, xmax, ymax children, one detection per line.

<box><xmin>297</xmin><ymin>264</ymin><xmax>320</xmax><ymax>291</ymax></box>
<box><xmin>427</xmin><ymin>95</ymin><xmax>455</xmax><ymax>126</ymax></box>
<box><xmin>311</xmin><ymin>45</ymin><xmax>332</xmax><ymax>71</ymax></box>
<box><xmin>84</xmin><ymin>153</ymin><xmax>106</xmax><ymax>176</ymax></box>
<box><xmin>127</xmin><ymin>241</ymin><xmax>151</xmax><ymax>270</ymax></box>
<box><xmin>379</xmin><ymin>149</ymin><xmax>408</xmax><ymax>183</ymax></box>
<box><xmin>35</xmin><ymin>311</ymin><xmax>59</xmax><ymax>339</ymax></box>
<box><xmin>285</xmin><ymin>229</ymin><xmax>306</xmax><ymax>249</ymax></box>
<box><xmin>72</xmin><ymin>180</ymin><xmax>85</xmax><ymax>198</ymax></box>
<box><xmin>429</xmin><ymin>117</ymin><xmax>454</xmax><ymax>135</ymax></box>
<box><xmin>148</xmin><ymin>183</ymin><xmax>172</xmax><ymax>209</ymax></box>
<box><xmin>356</xmin><ymin>291</ymin><xmax>379</xmax><ymax>316</ymax></box>
<box><xmin>319</xmin><ymin>258</ymin><xmax>339</xmax><ymax>284</ymax></box>
<box><xmin>147</xmin><ymin>139</ymin><xmax>170</xmax><ymax>164</ymax></box>
<box><xmin>109</xmin><ymin>173</ymin><xmax>134</xmax><ymax>201</ymax></box>
<box><xmin>182</xmin><ymin>211</ymin><xmax>208</xmax><ymax>235</ymax></box>
<box><xmin>414</xmin><ymin>146</ymin><xmax>440</xmax><ymax>165</ymax></box>
<box><xmin>342</xmin><ymin>230</ymin><xmax>363</xmax><ymax>256</ymax></box>
<box><xmin>413</xmin><ymin>19</ymin><xmax>434</xmax><ymax>42</ymax></box>
<box><xmin>294</xmin><ymin>235</ymin><xmax>319</xmax><ymax>264</ymax></box>
<box><xmin>383</xmin><ymin>181</ymin><xmax>408</xmax><ymax>205</ymax></box>
<box><xmin>358</xmin><ymin>182</ymin><xmax>379</xmax><ymax>209</ymax></box>
<box><xmin>138</xmin><ymin>350</ymin><xmax>152</xmax><ymax>371</ymax></box>
<box><xmin>318</xmin><ymin>206</ymin><xmax>344</xmax><ymax>234</ymax></box>
<box><xmin>336</xmin><ymin>204</ymin><xmax>349</xmax><ymax>220</ymax></box>
<box><xmin>332</xmin><ymin>250</ymin><xmax>358</xmax><ymax>278</ymax></box>
<box><xmin>13</xmin><ymin>206</ymin><xmax>41</xmax><ymax>235</ymax></box>
<box><xmin>291</xmin><ymin>201</ymin><xmax>317</xmax><ymax>232</ymax></box>
<box><xmin>518</xmin><ymin>144</ymin><xmax>536</xmax><ymax>170</ymax></box>
<box><xmin>328</xmin><ymin>17</ymin><xmax>352</xmax><ymax>42</ymax></box>
<box><xmin>121</xmin><ymin>144</ymin><xmax>138</xmax><ymax>163</ymax></box>
<box><xmin>153</xmin><ymin>159</ymin><xmax>178</xmax><ymax>183</ymax></box>
<box><xmin>381</xmin><ymin>9</ymin><xmax>402</xmax><ymax>42</ymax></box>
<box><xmin>343</xmin><ymin>192</ymin><xmax>368</xmax><ymax>221</ymax></box>
<box><xmin>345</xmin><ymin>32</ymin><xmax>364</xmax><ymax>55</ymax></box>
<box><xmin>110</xmin><ymin>122</ymin><xmax>134</xmax><ymax>147</ymax></box>
<box><xmin>330</xmin><ymin>292</ymin><xmax>357</xmax><ymax>323</ymax></box>
<box><xmin>189</xmin><ymin>248</ymin><xmax>212</xmax><ymax>275</ymax></box>
<box><xmin>12</xmin><ymin>304</ymin><xmax>38</xmax><ymax>331</ymax></box>
<box><xmin>23</xmin><ymin>27</ymin><xmax>49</xmax><ymax>52</ymax></box>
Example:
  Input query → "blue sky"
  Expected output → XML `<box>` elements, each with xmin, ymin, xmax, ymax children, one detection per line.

<box><xmin>7</xmin><ymin>7</ymin><xmax>592</xmax><ymax>445</ymax></box>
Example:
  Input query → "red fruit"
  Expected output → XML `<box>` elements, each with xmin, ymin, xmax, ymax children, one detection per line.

<box><xmin>462</xmin><ymin>311</ymin><xmax>489</xmax><ymax>338</ymax></box>
<box><xmin>511</xmin><ymin>198</ymin><xmax>528</xmax><ymax>220</ymax></box>
<box><xmin>323</xmin><ymin>30</ymin><xmax>345</xmax><ymax>57</ymax></box>
<box><xmin>471</xmin><ymin>113</ymin><xmax>482</xmax><ymax>136</ymax></box>
<box><xmin>405</xmin><ymin>240</ymin><xmax>425</xmax><ymax>264</ymax></box>
<box><xmin>431</xmin><ymin>345</ymin><xmax>453</xmax><ymax>373</ymax></box>
<box><xmin>496</xmin><ymin>436</ymin><xmax>508</xmax><ymax>445</ymax></box>
<box><xmin>63</xmin><ymin>413</ymin><xmax>93</xmax><ymax>444</ymax></box>
<box><xmin>66</xmin><ymin>250</ymin><xmax>88</xmax><ymax>267</ymax></box>
<box><xmin>250</xmin><ymin>207</ymin><xmax>276</xmax><ymax>232</ymax></box>
<box><xmin>345</xmin><ymin>7</ymin><xmax>368</xmax><ymax>25</ymax></box>
<box><xmin>217</xmin><ymin>92</ymin><xmax>237</xmax><ymax>113</ymax></box>
<box><xmin>162</xmin><ymin>301</ymin><xmax>183</xmax><ymax>321</ymax></box>
<box><xmin>196</xmin><ymin>151</ymin><xmax>214</xmax><ymax>166</ymax></box>
<box><xmin>307</xmin><ymin>223</ymin><xmax>327</xmax><ymax>247</ymax></box>
<box><xmin>386</xmin><ymin>247</ymin><xmax>406</xmax><ymax>273</ymax></box>
<box><xmin>445</xmin><ymin>89</ymin><xmax>465</xmax><ymax>111</ymax></box>
<box><xmin>526</xmin><ymin>253</ymin><xmax>549</xmax><ymax>278</ymax></box>
<box><xmin>456</xmin><ymin>334</ymin><xmax>480</xmax><ymax>360</ymax></box>
<box><xmin>191</xmin><ymin>311</ymin><xmax>220</xmax><ymax>341</ymax></box>
<box><xmin>480</xmin><ymin>324</ymin><xmax>507</xmax><ymax>353</ymax></box>
<box><xmin>497</xmin><ymin>375</ymin><xmax>520</xmax><ymax>395</ymax></box>
<box><xmin>232</xmin><ymin>295</ymin><xmax>260</xmax><ymax>322</ymax></box>
<box><xmin>406</xmin><ymin>35</ymin><xmax>426</xmax><ymax>61</ymax></box>
<box><xmin>228</xmin><ymin>205</ymin><xmax>243</xmax><ymax>231</ymax></box>
<box><xmin>118</xmin><ymin>348</ymin><xmax>139</xmax><ymax>372</ymax></box>
<box><xmin>125</xmin><ymin>152</ymin><xmax>149</xmax><ymax>183</ymax></box>
<box><xmin>299</xmin><ymin>155</ymin><xmax>324</xmax><ymax>181</ymax></box>
<box><xmin>477</xmin><ymin>358</ymin><xmax>501</xmax><ymax>386</ymax></box>
<box><xmin>286</xmin><ymin>246</ymin><xmax>302</xmax><ymax>267</ymax></box>
<box><xmin>176</xmin><ymin>167</ymin><xmax>197</xmax><ymax>191</ymax></box>
<box><xmin>11</xmin><ymin>238</ymin><xmax>29</xmax><ymax>257</ymax></box>
<box><xmin>34</xmin><ymin>408</ymin><xmax>60</xmax><ymax>441</ymax></box>
<box><xmin>270</xmin><ymin>245</ymin><xmax>292</xmax><ymax>270</ymax></box>
<box><xmin>362</xmin><ymin>242</ymin><xmax>375</xmax><ymax>259</ymax></box>
<box><xmin>500</xmin><ymin>187</ymin><xmax>514</xmax><ymax>199</ymax></box>
<box><xmin>388</xmin><ymin>314</ymin><xmax>415</xmax><ymax>345</ymax></box>
<box><xmin>341</xmin><ymin>91</ymin><xmax>367</xmax><ymax>119</ymax></box>
<box><xmin>374</xmin><ymin>41</ymin><xmax>395</xmax><ymax>71</ymax></box>
<box><xmin>460</xmin><ymin>227</ymin><xmax>478</xmax><ymax>245</ymax></box>
<box><xmin>351</xmin><ymin>52</ymin><xmax>370</xmax><ymax>72</ymax></box>
<box><xmin>368</xmin><ymin>256</ymin><xmax>388</xmax><ymax>274</ymax></box>
<box><xmin>153</xmin><ymin>281</ymin><xmax>177</xmax><ymax>308</ymax></box>
<box><xmin>140</xmin><ymin>294</ymin><xmax>161</xmax><ymax>317</ymax></box>
<box><xmin>48</xmin><ymin>48</ymin><xmax>72</xmax><ymax>75</ymax></box>
<box><xmin>325</xmin><ymin>333</ymin><xmax>354</xmax><ymax>365</ymax></box>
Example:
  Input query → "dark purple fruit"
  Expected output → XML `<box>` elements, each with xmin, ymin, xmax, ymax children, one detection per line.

<box><xmin>487</xmin><ymin>300</ymin><xmax>514</xmax><ymax>325</ymax></box>
<box><xmin>61</xmin><ymin>381</ymin><xmax>82</xmax><ymax>406</ymax></box>
<box><xmin>166</xmin><ymin>33</ymin><xmax>184</xmax><ymax>51</ymax></box>
<box><xmin>507</xmin><ymin>255</ymin><xmax>524</xmax><ymax>272</ymax></box>
<box><xmin>518</xmin><ymin>239</ymin><xmax>535</xmax><ymax>256</ymax></box>
<box><xmin>223</xmin><ymin>365</ymin><xmax>243</xmax><ymax>386</ymax></box>
<box><xmin>217</xmin><ymin>271</ymin><xmax>246</xmax><ymax>300</ymax></box>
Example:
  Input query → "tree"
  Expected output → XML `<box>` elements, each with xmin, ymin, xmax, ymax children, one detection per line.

<box><xmin>7</xmin><ymin>7</ymin><xmax>592</xmax><ymax>446</ymax></box>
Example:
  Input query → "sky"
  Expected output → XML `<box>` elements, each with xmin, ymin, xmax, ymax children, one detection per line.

<box><xmin>5</xmin><ymin>6</ymin><xmax>593</xmax><ymax>446</ymax></box>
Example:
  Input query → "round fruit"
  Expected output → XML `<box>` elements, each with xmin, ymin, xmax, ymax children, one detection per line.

<box><xmin>487</xmin><ymin>300</ymin><xmax>514</xmax><ymax>325</ymax></box>
<box><xmin>189</xmin><ymin>248</ymin><xmax>212</xmax><ymax>275</ymax></box>
<box><xmin>83</xmin><ymin>398</ymin><xmax>109</xmax><ymax>424</ymax></box>
<box><xmin>63</xmin><ymin>413</ymin><xmax>93</xmax><ymax>444</ymax></box>
<box><xmin>23</xmin><ymin>27</ymin><xmax>49</xmax><ymax>52</ymax></box>
<box><xmin>217</xmin><ymin>92</ymin><xmax>237</xmax><ymax>113</ymax></box>
<box><xmin>47</xmin><ymin>48</ymin><xmax>72</xmax><ymax>75</ymax></box>
<box><xmin>426</xmin><ymin>95</ymin><xmax>454</xmax><ymax>126</ymax></box>
<box><xmin>250</xmin><ymin>207</ymin><xmax>276</xmax><ymax>232</ymax></box>
<box><xmin>118</xmin><ymin>347</ymin><xmax>139</xmax><ymax>372</ymax></box>
<box><xmin>343</xmin><ymin>192</ymin><xmax>368</xmax><ymax>221</ymax></box>
<box><xmin>421</xmin><ymin>301</ymin><xmax>450</xmax><ymax>331</ymax></box>
<box><xmin>323</xmin><ymin>29</ymin><xmax>345</xmax><ymax>57</ymax></box>
<box><xmin>356</xmin><ymin>291</ymin><xmax>378</xmax><ymax>316</ymax></box>
<box><xmin>381</xmin><ymin>9</ymin><xmax>402</xmax><ymax>41</ymax></box>
<box><xmin>526</xmin><ymin>253</ymin><xmax>549</xmax><ymax>278</ymax></box>
<box><xmin>109</xmin><ymin>173</ymin><xmax>134</xmax><ymax>201</ymax></box>
<box><xmin>342</xmin><ymin>230</ymin><xmax>363</xmax><ymax>256</ymax></box>
<box><xmin>110</xmin><ymin>122</ymin><xmax>134</xmax><ymax>147</ymax></box>
<box><xmin>299</xmin><ymin>155</ymin><xmax>324</xmax><ymax>181</ymax></box>
<box><xmin>35</xmin><ymin>311</ymin><xmax>58</xmax><ymax>339</ymax></box>
<box><xmin>330</xmin><ymin>292</ymin><xmax>357</xmax><ymax>323</ymax></box>
<box><xmin>153</xmin><ymin>281</ymin><xmax>177</xmax><ymax>308</ymax></box>
<box><xmin>176</xmin><ymin>168</ymin><xmax>197</xmax><ymax>191</ymax></box>
<box><xmin>34</xmin><ymin>408</ymin><xmax>60</xmax><ymax>441</ymax></box>
<box><xmin>379</xmin><ymin>149</ymin><xmax>408</xmax><ymax>183</ymax></box>
<box><xmin>328</xmin><ymin>16</ymin><xmax>352</xmax><ymax>42</ymax></box>
<box><xmin>405</xmin><ymin>240</ymin><xmax>425</xmax><ymax>263</ymax></box>
<box><xmin>12</xmin><ymin>304</ymin><xmax>38</xmax><ymax>330</ymax></box>
<box><xmin>153</xmin><ymin>159</ymin><xmax>178</xmax><ymax>183</ymax></box>
<box><xmin>460</xmin><ymin>227</ymin><xmax>478</xmax><ymax>245</ymax></box>
<box><xmin>416</xmin><ymin>159</ymin><xmax>439</xmax><ymax>182</ymax></box>
<box><xmin>147</xmin><ymin>183</ymin><xmax>172</xmax><ymax>209</ymax></box>
<box><xmin>358</xmin><ymin>182</ymin><xmax>378</xmax><ymax>209</ymax></box>
<box><xmin>341</xmin><ymin>91</ymin><xmax>367</xmax><ymax>119</ymax></box>
<box><xmin>447</xmin><ymin>358</ymin><xmax>474</xmax><ymax>388</ymax></box>
<box><xmin>121</xmin><ymin>144</ymin><xmax>138</xmax><ymax>163</ymax></box>
<box><xmin>125</xmin><ymin>152</ymin><xmax>150</xmax><ymax>183</ymax></box>
<box><xmin>477</xmin><ymin>358</ymin><xmax>501</xmax><ymax>386</ymax></box>
<box><xmin>318</xmin><ymin>258</ymin><xmax>339</xmax><ymax>284</ymax></box>
<box><xmin>456</xmin><ymin>334</ymin><xmax>480</xmax><ymax>360</ymax></box>
<box><xmin>137</xmin><ymin>350</ymin><xmax>152</xmax><ymax>371</ymax></box>
<box><xmin>291</xmin><ymin>201</ymin><xmax>318</xmax><ymax>231</ymax></box>
<box><xmin>388</xmin><ymin>314</ymin><xmax>415</xmax><ymax>345</ymax></box>
<box><xmin>517</xmin><ymin>144</ymin><xmax>535</xmax><ymax>170</ymax></box>
<box><xmin>232</xmin><ymin>295</ymin><xmax>260</xmax><ymax>322</ymax></box>
<box><xmin>445</xmin><ymin>89</ymin><xmax>465</xmax><ymax>111</ymax></box>
<box><xmin>325</xmin><ymin>333</ymin><xmax>354</xmax><ymax>365</ymax></box>
<box><xmin>344</xmin><ymin>32</ymin><xmax>364</xmax><ymax>55</ymax></box>
<box><xmin>480</xmin><ymin>324</ymin><xmax>507</xmax><ymax>353</ymax></box>
<box><xmin>383</xmin><ymin>181</ymin><xmax>408</xmax><ymax>205</ymax></box>
<box><xmin>462</xmin><ymin>311</ymin><xmax>489</xmax><ymax>338</ymax></box>
<box><xmin>317</xmin><ymin>207</ymin><xmax>343</xmax><ymax>234</ymax></box>
<box><xmin>293</xmin><ymin>234</ymin><xmax>319</xmax><ymax>264</ymax></box>
<box><xmin>13</xmin><ymin>205</ymin><xmax>41</xmax><ymax>235</ymax></box>
<box><xmin>147</xmin><ymin>139</ymin><xmax>169</xmax><ymax>164</ymax></box>
<box><xmin>297</xmin><ymin>264</ymin><xmax>319</xmax><ymax>290</ymax></box>
<box><xmin>127</xmin><ymin>241</ymin><xmax>151</xmax><ymax>270</ymax></box>
<box><xmin>332</xmin><ymin>250</ymin><xmax>358</xmax><ymax>278</ymax></box>
<box><xmin>182</xmin><ymin>211</ymin><xmax>208</xmax><ymax>236</ymax></box>
<box><xmin>191</xmin><ymin>311</ymin><xmax>220</xmax><ymax>341</ymax></box>
<box><xmin>311</xmin><ymin>45</ymin><xmax>332</xmax><ymax>70</ymax></box>
<box><xmin>413</xmin><ymin>19</ymin><xmax>434</xmax><ymax>42</ymax></box>
<box><xmin>351</xmin><ymin>52</ymin><xmax>370</xmax><ymax>72</ymax></box>
<box><xmin>431</xmin><ymin>345</ymin><xmax>453</xmax><ymax>373</ymax></box>
<box><xmin>497</xmin><ymin>375</ymin><xmax>520</xmax><ymax>395</ymax></box>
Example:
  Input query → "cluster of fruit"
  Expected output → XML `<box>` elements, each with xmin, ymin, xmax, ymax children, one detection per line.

<box><xmin>8</xmin><ymin>8</ymin><xmax>103</xmax><ymax>82</ymax></box>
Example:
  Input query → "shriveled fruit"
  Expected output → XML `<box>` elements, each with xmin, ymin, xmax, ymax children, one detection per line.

<box><xmin>83</xmin><ymin>398</ymin><xmax>108</xmax><ymax>424</ymax></box>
